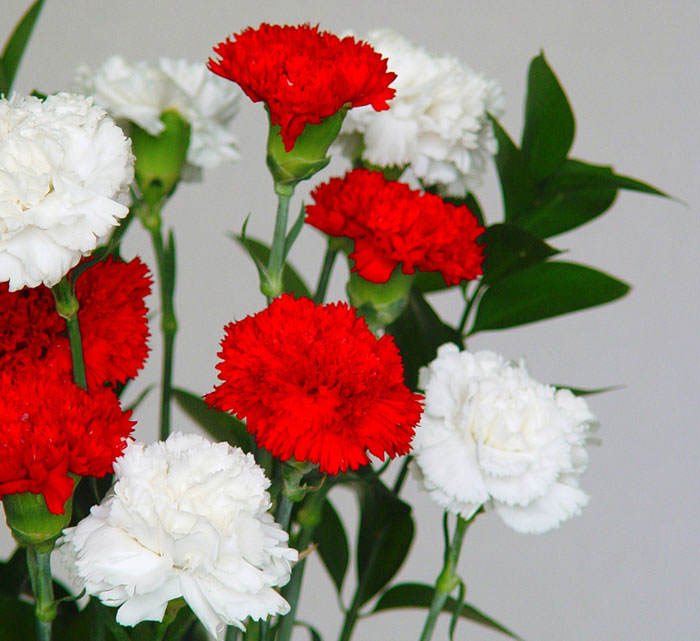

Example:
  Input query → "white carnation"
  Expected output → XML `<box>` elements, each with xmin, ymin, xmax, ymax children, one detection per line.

<box><xmin>412</xmin><ymin>345</ymin><xmax>596</xmax><ymax>533</ymax></box>
<box><xmin>60</xmin><ymin>433</ymin><xmax>297</xmax><ymax>640</ymax></box>
<box><xmin>76</xmin><ymin>55</ymin><xmax>240</xmax><ymax>173</ymax></box>
<box><xmin>0</xmin><ymin>93</ymin><xmax>133</xmax><ymax>290</ymax></box>
<box><xmin>339</xmin><ymin>29</ymin><xmax>505</xmax><ymax>196</ymax></box>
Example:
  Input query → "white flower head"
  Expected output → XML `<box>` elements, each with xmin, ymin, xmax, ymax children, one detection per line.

<box><xmin>76</xmin><ymin>56</ymin><xmax>241</xmax><ymax>173</ymax></box>
<box><xmin>338</xmin><ymin>29</ymin><xmax>505</xmax><ymax>196</ymax></box>
<box><xmin>0</xmin><ymin>93</ymin><xmax>133</xmax><ymax>290</ymax></box>
<box><xmin>412</xmin><ymin>345</ymin><xmax>596</xmax><ymax>534</ymax></box>
<box><xmin>60</xmin><ymin>433</ymin><xmax>297</xmax><ymax>640</ymax></box>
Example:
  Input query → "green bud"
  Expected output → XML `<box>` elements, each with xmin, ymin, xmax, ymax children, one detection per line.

<box><xmin>266</xmin><ymin>108</ymin><xmax>347</xmax><ymax>191</ymax></box>
<box><xmin>347</xmin><ymin>267</ymin><xmax>415</xmax><ymax>333</ymax></box>
<box><xmin>131</xmin><ymin>109</ymin><xmax>191</xmax><ymax>205</ymax></box>
<box><xmin>3</xmin><ymin>491</ymin><xmax>74</xmax><ymax>551</ymax></box>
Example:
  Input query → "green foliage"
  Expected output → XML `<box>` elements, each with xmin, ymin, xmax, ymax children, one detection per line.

<box><xmin>470</xmin><ymin>261</ymin><xmax>630</xmax><ymax>333</ymax></box>
<box><xmin>0</xmin><ymin>0</ymin><xmax>45</xmax><ymax>96</ymax></box>
<box><xmin>316</xmin><ymin>499</ymin><xmax>350</xmax><ymax>593</ymax></box>
<box><xmin>172</xmin><ymin>387</ymin><xmax>254</xmax><ymax>452</ymax></box>
<box><xmin>0</xmin><ymin>595</ymin><xmax>36</xmax><ymax>640</ymax></box>
<box><xmin>373</xmin><ymin>582</ymin><xmax>524</xmax><ymax>640</ymax></box>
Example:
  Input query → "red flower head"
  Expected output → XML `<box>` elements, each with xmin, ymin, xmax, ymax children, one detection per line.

<box><xmin>205</xmin><ymin>295</ymin><xmax>423</xmax><ymax>474</ymax></box>
<box><xmin>306</xmin><ymin>168</ymin><xmax>485</xmax><ymax>285</ymax></box>
<box><xmin>0</xmin><ymin>257</ymin><xmax>152</xmax><ymax>387</ymax></box>
<box><xmin>208</xmin><ymin>24</ymin><xmax>396</xmax><ymax>151</ymax></box>
<box><xmin>0</xmin><ymin>373</ymin><xmax>134</xmax><ymax>514</ymax></box>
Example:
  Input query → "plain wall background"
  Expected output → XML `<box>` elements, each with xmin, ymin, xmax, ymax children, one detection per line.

<box><xmin>2</xmin><ymin>2</ymin><xmax>698</xmax><ymax>640</ymax></box>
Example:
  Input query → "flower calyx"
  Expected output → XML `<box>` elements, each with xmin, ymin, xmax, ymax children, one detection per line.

<box><xmin>347</xmin><ymin>267</ymin><xmax>415</xmax><ymax>333</ymax></box>
<box><xmin>3</xmin><ymin>490</ymin><xmax>74</xmax><ymax>551</ymax></box>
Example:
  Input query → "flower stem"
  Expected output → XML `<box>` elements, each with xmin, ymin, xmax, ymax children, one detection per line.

<box><xmin>26</xmin><ymin>546</ymin><xmax>56</xmax><ymax>641</ymax></box>
<box><xmin>458</xmin><ymin>281</ymin><xmax>483</xmax><ymax>335</ymax></box>
<box><xmin>52</xmin><ymin>277</ymin><xmax>87</xmax><ymax>390</ymax></box>
<box><xmin>392</xmin><ymin>455</ymin><xmax>413</xmax><ymax>496</ymax></box>
<box><xmin>313</xmin><ymin>243</ymin><xmax>338</xmax><ymax>303</ymax></box>
<box><xmin>264</xmin><ymin>184</ymin><xmax>294</xmax><ymax>300</ymax></box>
<box><xmin>418</xmin><ymin>512</ymin><xmax>478</xmax><ymax>641</ymax></box>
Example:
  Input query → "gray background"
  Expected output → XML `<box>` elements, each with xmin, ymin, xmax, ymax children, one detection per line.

<box><xmin>2</xmin><ymin>1</ymin><xmax>698</xmax><ymax>640</ymax></box>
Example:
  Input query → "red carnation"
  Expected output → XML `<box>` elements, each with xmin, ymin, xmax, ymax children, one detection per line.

<box><xmin>0</xmin><ymin>257</ymin><xmax>152</xmax><ymax>387</ymax></box>
<box><xmin>209</xmin><ymin>24</ymin><xmax>396</xmax><ymax>151</ymax></box>
<box><xmin>306</xmin><ymin>169</ymin><xmax>485</xmax><ymax>285</ymax></box>
<box><xmin>0</xmin><ymin>373</ymin><xmax>134</xmax><ymax>514</ymax></box>
<box><xmin>206</xmin><ymin>295</ymin><xmax>422</xmax><ymax>474</ymax></box>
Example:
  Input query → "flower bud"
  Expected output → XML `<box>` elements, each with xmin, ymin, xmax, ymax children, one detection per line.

<box><xmin>266</xmin><ymin>108</ymin><xmax>347</xmax><ymax>191</ymax></box>
<box><xmin>131</xmin><ymin>109</ymin><xmax>191</xmax><ymax>205</ymax></box>
<box><xmin>347</xmin><ymin>268</ymin><xmax>415</xmax><ymax>332</ymax></box>
<box><xmin>3</xmin><ymin>491</ymin><xmax>74</xmax><ymax>551</ymax></box>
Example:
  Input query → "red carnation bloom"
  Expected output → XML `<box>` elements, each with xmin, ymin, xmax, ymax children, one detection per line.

<box><xmin>0</xmin><ymin>372</ymin><xmax>134</xmax><ymax>514</ymax></box>
<box><xmin>0</xmin><ymin>257</ymin><xmax>152</xmax><ymax>387</ymax></box>
<box><xmin>206</xmin><ymin>295</ymin><xmax>422</xmax><ymax>473</ymax></box>
<box><xmin>209</xmin><ymin>24</ymin><xmax>396</xmax><ymax>150</ymax></box>
<box><xmin>306</xmin><ymin>169</ymin><xmax>485</xmax><ymax>285</ymax></box>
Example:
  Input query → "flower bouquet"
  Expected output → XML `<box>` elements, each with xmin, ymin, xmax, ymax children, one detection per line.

<box><xmin>0</xmin><ymin>3</ymin><xmax>670</xmax><ymax>641</ymax></box>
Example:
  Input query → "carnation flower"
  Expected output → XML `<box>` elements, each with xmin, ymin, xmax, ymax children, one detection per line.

<box><xmin>0</xmin><ymin>372</ymin><xmax>133</xmax><ymax>514</ymax></box>
<box><xmin>306</xmin><ymin>168</ymin><xmax>484</xmax><ymax>285</ymax></box>
<box><xmin>0</xmin><ymin>93</ymin><xmax>133</xmax><ymax>290</ymax></box>
<box><xmin>0</xmin><ymin>256</ymin><xmax>152</xmax><ymax>387</ymax></box>
<box><xmin>206</xmin><ymin>295</ymin><xmax>422</xmax><ymax>473</ymax></box>
<box><xmin>76</xmin><ymin>56</ymin><xmax>241</xmax><ymax>171</ymax></box>
<box><xmin>338</xmin><ymin>29</ymin><xmax>505</xmax><ymax>196</ymax></box>
<box><xmin>412</xmin><ymin>345</ymin><xmax>596</xmax><ymax>533</ymax></box>
<box><xmin>208</xmin><ymin>23</ymin><xmax>396</xmax><ymax>151</ymax></box>
<box><xmin>60</xmin><ymin>433</ymin><xmax>297</xmax><ymax>639</ymax></box>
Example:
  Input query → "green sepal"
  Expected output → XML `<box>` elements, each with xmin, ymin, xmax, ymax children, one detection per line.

<box><xmin>2</xmin><ymin>489</ymin><xmax>74</xmax><ymax>550</ymax></box>
<box><xmin>1</xmin><ymin>0</ymin><xmax>46</xmax><ymax>96</ymax></box>
<box><xmin>347</xmin><ymin>268</ymin><xmax>415</xmax><ymax>333</ymax></box>
<box><xmin>266</xmin><ymin>108</ymin><xmax>347</xmax><ymax>189</ymax></box>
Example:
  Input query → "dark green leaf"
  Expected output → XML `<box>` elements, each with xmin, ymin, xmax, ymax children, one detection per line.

<box><xmin>491</xmin><ymin>118</ymin><xmax>537</xmax><ymax>222</ymax></box>
<box><xmin>1</xmin><ymin>0</ymin><xmax>46</xmax><ymax>95</ymax></box>
<box><xmin>0</xmin><ymin>547</ymin><xmax>27</xmax><ymax>596</ymax></box>
<box><xmin>232</xmin><ymin>235</ymin><xmax>311</xmax><ymax>298</ymax></box>
<box><xmin>413</xmin><ymin>271</ymin><xmax>449</xmax><ymax>293</ymax></box>
<box><xmin>386</xmin><ymin>289</ymin><xmax>462</xmax><ymax>389</ymax></box>
<box><xmin>316</xmin><ymin>499</ymin><xmax>349</xmax><ymax>593</ymax></box>
<box><xmin>0</xmin><ymin>60</ymin><xmax>8</xmax><ymax>96</ymax></box>
<box><xmin>481</xmin><ymin>223</ymin><xmax>560</xmax><ymax>284</ymax></box>
<box><xmin>163</xmin><ymin>229</ymin><xmax>177</xmax><ymax>299</ymax></box>
<box><xmin>284</xmin><ymin>203</ymin><xmax>306</xmax><ymax>257</ymax></box>
<box><xmin>373</xmin><ymin>583</ymin><xmax>523</xmax><ymax>640</ymax></box>
<box><xmin>521</xmin><ymin>52</ymin><xmax>575</xmax><ymax>180</ymax></box>
<box><xmin>555</xmin><ymin>384</ymin><xmax>623</xmax><ymax>396</ymax></box>
<box><xmin>173</xmin><ymin>387</ymin><xmax>254</xmax><ymax>452</ymax></box>
<box><xmin>356</xmin><ymin>479</ymin><xmax>414</xmax><ymax>607</ymax></box>
<box><xmin>470</xmin><ymin>261</ymin><xmax>630</xmax><ymax>333</ymax></box>
<box><xmin>448</xmin><ymin>580</ymin><xmax>466</xmax><ymax>641</ymax></box>
<box><xmin>463</xmin><ymin>192</ymin><xmax>485</xmax><ymax>227</ymax></box>
<box><xmin>124</xmin><ymin>384</ymin><xmax>155</xmax><ymax>413</ymax></box>
<box><xmin>0</xmin><ymin>594</ymin><xmax>36</xmax><ymax>640</ymax></box>
<box><xmin>295</xmin><ymin>621</ymin><xmax>323</xmax><ymax>641</ymax></box>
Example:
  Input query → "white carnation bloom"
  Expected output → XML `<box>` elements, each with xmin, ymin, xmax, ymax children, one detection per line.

<box><xmin>339</xmin><ymin>29</ymin><xmax>505</xmax><ymax>196</ymax></box>
<box><xmin>0</xmin><ymin>93</ymin><xmax>133</xmax><ymax>290</ymax></box>
<box><xmin>60</xmin><ymin>433</ymin><xmax>297</xmax><ymax>640</ymax></box>
<box><xmin>412</xmin><ymin>345</ymin><xmax>596</xmax><ymax>533</ymax></box>
<box><xmin>76</xmin><ymin>56</ymin><xmax>240</xmax><ymax>173</ymax></box>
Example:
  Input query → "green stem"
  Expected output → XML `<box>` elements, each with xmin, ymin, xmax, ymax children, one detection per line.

<box><xmin>458</xmin><ymin>281</ymin><xmax>483</xmax><ymax>335</ymax></box>
<box><xmin>392</xmin><ymin>455</ymin><xmax>413</xmax><ymax>496</ymax></box>
<box><xmin>264</xmin><ymin>185</ymin><xmax>293</xmax><ymax>300</ymax></box>
<box><xmin>52</xmin><ymin>278</ymin><xmax>87</xmax><ymax>390</ymax></box>
<box><xmin>26</xmin><ymin>546</ymin><xmax>55</xmax><ymax>641</ymax></box>
<box><xmin>313</xmin><ymin>244</ymin><xmax>338</xmax><ymax>303</ymax></box>
<box><xmin>418</xmin><ymin>513</ymin><xmax>477</xmax><ymax>641</ymax></box>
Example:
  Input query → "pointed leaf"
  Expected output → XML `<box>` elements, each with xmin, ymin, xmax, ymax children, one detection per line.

<box><xmin>481</xmin><ymin>223</ymin><xmax>560</xmax><ymax>284</ymax></box>
<box><xmin>232</xmin><ymin>235</ymin><xmax>311</xmax><ymax>298</ymax></box>
<box><xmin>555</xmin><ymin>384</ymin><xmax>623</xmax><ymax>397</ymax></box>
<box><xmin>0</xmin><ymin>547</ymin><xmax>26</xmax><ymax>596</ymax></box>
<box><xmin>163</xmin><ymin>229</ymin><xmax>177</xmax><ymax>298</ymax></box>
<box><xmin>373</xmin><ymin>583</ymin><xmax>524</xmax><ymax>640</ymax></box>
<box><xmin>173</xmin><ymin>387</ymin><xmax>254</xmax><ymax>452</ymax></box>
<box><xmin>386</xmin><ymin>289</ymin><xmax>462</xmax><ymax>389</ymax></box>
<box><xmin>491</xmin><ymin>118</ymin><xmax>537</xmax><ymax>221</ymax></box>
<box><xmin>0</xmin><ymin>595</ymin><xmax>36</xmax><ymax>641</ymax></box>
<box><xmin>521</xmin><ymin>52</ymin><xmax>575</xmax><ymax>180</ymax></box>
<box><xmin>414</xmin><ymin>270</ymin><xmax>450</xmax><ymax>293</ymax></box>
<box><xmin>356</xmin><ymin>479</ymin><xmax>414</xmax><ymax>607</ymax></box>
<box><xmin>295</xmin><ymin>621</ymin><xmax>323</xmax><ymax>641</ymax></box>
<box><xmin>284</xmin><ymin>203</ymin><xmax>306</xmax><ymax>257</ymax></box>
<box><xmin>1</xmin><ymin>0</ymin><xmax>46</xmax><ymax>95</ymax></box>
<box><xmin>124</xmin><ymin>384</ymin><xmax>155</xmax><ymax>413</ymax></box>
<box><xmin>316</xmin><ymin>499</ymin><xmax>349</xmax><ymax>593</ymax></box>
<box><xmin>470</xmin><ymin>261</ymin><xmax>630</xmax><ymax>333</ymax></box>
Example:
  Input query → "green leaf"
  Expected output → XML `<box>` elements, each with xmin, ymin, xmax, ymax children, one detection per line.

<box><xmin>413</xmin><ymin>270</ymin><xmax>449</xmax><ymax>293</ymax></box>
<box><xmin>1</xmin><ymin>0</ymin><xmax>46</xmax><ymax>96</ymax></box>
<box><xmin>0</xmin><ymin>547</ymin><xmax>27</xmax><ymax>596</ymax></box>
<box><xmin>316</xmin><ymin>499</ymin><xmax>349</xmax><ymax>593</ymax></box>
<box><xmin>0</xmin><ymin>595</ymin><xmax>36</xmax><ymax>640</ymax></box>
<box><xmin>172</xmin><ymin>387</ymin><xmax>254</xmax><ymax>452</ymax></box>
<box><xmin>555</xmin><ymin>384</ymin><xmax>623</xmax><ymax>397</ymax></box>
<box><xmin>0</xmin><ymin>60</ymin><xmax>8</xmax><ymax>96</ymax></box>
<box><xmin>491</xmin><ymin>118</ymin><xmax>537</xmax><ymax>222</ymax></box>
<box><xmin>470</xmin><ymin>261</ymin><xmax>630</xmax><ymax>333</ymax></box>
<box><xmin>163</xmin><ymin>229</ymin><xmax>177</xmax><ymax>299</ymax></box>
<box><xmin>521</xmin><ymin>52</ymin><xmax>575</xmax><ymax>180</ymax></box>
<box><xmin>373</xmin><ymin>583</ymin><xmax>523</xmax><ymax>640</ymax></box>
<box><xmin>284</xmin><ymin>203</ymin><xmax>306</xmax><ymax>257</ymax></box>
<box><xmin>295</xmin><ymin>621</ymin><xmax>323</xmax><ymax>641</ymax></box>
<box><xmin>232</xmin><ymin>235</ymin><xmax>311</xmax><ymax>298</ymax></box>
<box><xmin>356</xmin><ymin>479</ymin><xmax>414</xmax><ymax>607</ymax></box>
<box><xmin>386</xmin><ymin>289</ymin><xmax>462</xmax><ymax>389</ymax></box>
<box><xmin>124</xmin><ymin>384</ymin><xmax>155</xmax><ymax>413</ymax></box>
<box><xmin>481</xmin><ymin>223</ymin><xmax>560</xmax><ymax>284</ymax></box>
